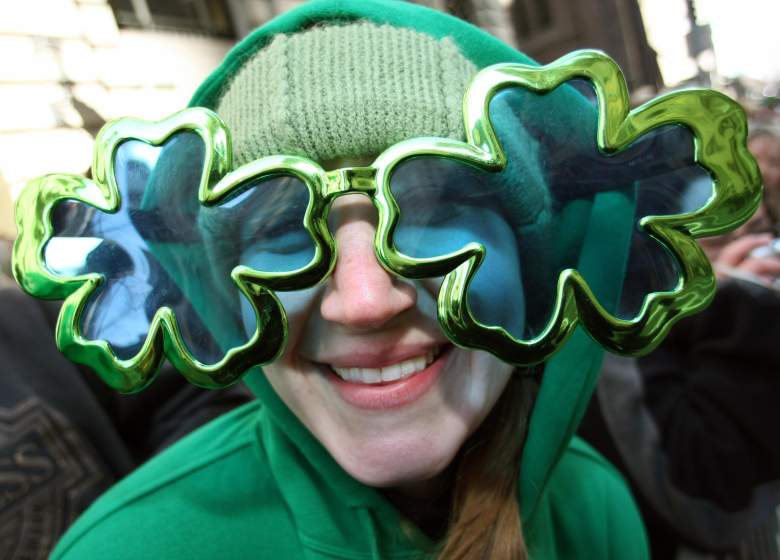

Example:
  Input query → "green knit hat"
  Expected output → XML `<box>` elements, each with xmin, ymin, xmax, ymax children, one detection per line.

<box><xmin>216</xmin><ymin>21</ymin><xmax>478</xmax><ymax>165</ymax></box>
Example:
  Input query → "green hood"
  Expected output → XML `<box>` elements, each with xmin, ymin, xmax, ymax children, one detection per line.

<box><xmin>189</xmin><ymin>0</ymin><xmax>633</xmax><ymax>527</ymax></box>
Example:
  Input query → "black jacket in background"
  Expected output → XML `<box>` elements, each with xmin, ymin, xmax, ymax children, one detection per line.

<box><xmin>580</xmin><ymin>279</ymin><xmax>780</xmax><ymax>559</ymax></box>
<box><xmin>0</xmin><ymin>283</ymin><xmax>252</xmax><ymax>559</ymax></box>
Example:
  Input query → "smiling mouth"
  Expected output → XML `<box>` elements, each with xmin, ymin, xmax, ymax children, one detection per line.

<box><xmin>329</xmin><ymin>346</ymin><xmax>444</xmax><ymax>385</ymax></box>
<box><xmin>319</xmin><ymin>344</ymin><xmax>452</xmax><ymax>409</ymax></box>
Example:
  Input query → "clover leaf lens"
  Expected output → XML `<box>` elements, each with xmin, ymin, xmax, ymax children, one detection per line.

<box><xmin>45</xmin><ymin>129</ymin><xmax>318</xmax><ymax>366</ymax></box>
<box><xmin>44</xmin><ymin>132</ymin><xmax>234</xmax><ymax>363</ymax></box>
<box><xmin>389</xmin><ymin>82</ymin><xmax>712</xmax><ymax>344</ymax></box>
<box><xmin>487</xmin><ymin>82</ymin><xmax>710</xmax><ymax>326</ymax></box>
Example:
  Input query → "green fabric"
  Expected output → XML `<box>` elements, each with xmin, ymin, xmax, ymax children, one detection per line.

<box><xmin>52</xmin><ymin>398</ymin><xmax>648</xmax><ymax>559</ymax></box>
<box><xmin>51</xmin><ymin>1</ymin><xmax>647</xmax><ymax>557</ymax></box>
<box><xmin>216</xmin><ymin>22</ymin><xmax>477</xmax><ymax>165</ymax></box>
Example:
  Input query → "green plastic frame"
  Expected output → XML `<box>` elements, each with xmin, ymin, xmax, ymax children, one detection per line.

<box><xmin>12</xmin><ymin>50</ymin><xmax>760</xmax><ymax>393</ymax></box>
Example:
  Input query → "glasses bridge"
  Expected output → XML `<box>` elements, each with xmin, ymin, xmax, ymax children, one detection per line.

<box><xmin>324</xmin><ymin>166</ymin><xmax>377</xmax><ymax>199</ymax></box>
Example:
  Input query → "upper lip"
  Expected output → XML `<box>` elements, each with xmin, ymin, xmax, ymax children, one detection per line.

<box><xmin>309</xmin><ymin>341</ymin><xmax>449</xmax><ymax>369</ymax></box>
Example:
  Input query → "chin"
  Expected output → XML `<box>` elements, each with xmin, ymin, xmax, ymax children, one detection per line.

<box><xmin>324</xmin><ymin>426</ymin><xmax>464</xmax><ymax>489</ymax></box>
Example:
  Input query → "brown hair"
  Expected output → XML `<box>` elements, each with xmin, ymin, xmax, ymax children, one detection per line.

<box><xmin>437</xmin><ymin>372</ymin><xmax>538</xmax><ymax>560</ymax></box>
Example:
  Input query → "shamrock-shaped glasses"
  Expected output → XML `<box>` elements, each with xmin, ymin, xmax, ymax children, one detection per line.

<box><xmin>13</xmin><ymin>50</ymin><xmax>760</xmax><ymax>392</ymax></box>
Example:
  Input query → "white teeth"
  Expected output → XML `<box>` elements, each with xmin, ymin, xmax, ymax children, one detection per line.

<box><xmin>381</xmin><ymin>363</ymin><xmax>404</xmax><ymax>383</ymax></box>
<box><xmin>362</xmin><ymin>368</ymin><xmax>382</xmax><ymax>384</ymax></box>
<box><xmin>331</xmin><ymin>348</ymin><xmax>441</xmax><ymax>384</ymax></box>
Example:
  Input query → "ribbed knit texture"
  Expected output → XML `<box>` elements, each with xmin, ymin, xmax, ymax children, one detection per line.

<box><xmin>216</xmin><ymin>22</ymin><xmax>477</xmax><ymax>165</ymax></box>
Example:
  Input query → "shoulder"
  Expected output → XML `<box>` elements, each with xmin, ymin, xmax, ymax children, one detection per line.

<box><xmin>551</xmin><ymin>437</ymin><xmax>640</xmax><ymax>502</ymax></box>
<box><xmin>532</xmin><ymin>436</ymin><xmax>649</xmax><ymax>560</ymax></box>
<box><xmin>51</xmin><ymin>399</ymin><xmax>299</xmax><ymax>560</ymax></box>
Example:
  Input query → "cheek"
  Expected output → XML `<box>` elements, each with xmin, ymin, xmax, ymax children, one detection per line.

<box><xmin>440</xmin><ymin>349</ymin><xmax>514</xmax><ymax>429</ymax></box>
<box><xmin>460</xmin><ymin>216</ymin><xmax>525</xmax><ymax>339</ymax></box>
<box><xmin>261</xmin><ymin>349</ymin><xmax>326</xmax><ymax>433</ymax></box>
<box><xmin>396</xmin><ymin>221</ymin><xmax>525</xmax><ymax>338</ymax></box>
<box><xmin>239</xmin><ymin>286</ymin><xmax>323</xmax><ymax>356</ymax></box>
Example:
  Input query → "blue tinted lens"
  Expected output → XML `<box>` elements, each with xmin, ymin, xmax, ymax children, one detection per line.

<box><xmin>47</xmin><ymin>133</ymin><xmax>231</xmax><ymax>361</ymax></box>
<box><xmin>45</xmin><ymin>133</ymin><xmax>317</xmax><ymax>364</ymax></box>
<box><xmin>203</xmin><ymin>174</ymin><xmax>315</xmax><ymax>275</ymax></box>
<box><xmin>390</xmin><ymin>82</ymin><xmax>711</xmax><ymax>339</ymax></box>
<box><xmin>391</xmin><ymin>157</ymin><xmax>527</xmax><ymax>339</ymax></box>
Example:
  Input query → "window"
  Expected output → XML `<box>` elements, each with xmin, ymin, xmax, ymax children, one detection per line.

<box><xmin>108</xmin><ymin>0</ymin><xmax>235</xmax><ymax>38</ymax></box>
<box><xmin>511</xmin><ymin>0</ymin><xmax>553</xmax><ymax>40</ymax></box>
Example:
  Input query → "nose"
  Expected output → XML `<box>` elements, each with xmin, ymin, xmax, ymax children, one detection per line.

<box><xmin>319</xmin><ymin>196</ymin><xmax>417</xmax><ymax>329</ymax></box>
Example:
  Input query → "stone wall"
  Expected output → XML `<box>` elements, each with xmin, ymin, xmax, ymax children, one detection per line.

<box><xmin>0</xmin><ymin>0</ymin><xmax>233</xmax><ymax>238</ymax></box>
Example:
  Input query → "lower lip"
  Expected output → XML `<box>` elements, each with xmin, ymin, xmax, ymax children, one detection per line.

<box><xmin>325</xmin><ymin>346</ymin><xmax>451</xmax><ymax>410</ymax></box>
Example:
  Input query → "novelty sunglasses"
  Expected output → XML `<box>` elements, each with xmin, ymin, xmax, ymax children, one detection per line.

<box><xmin>13</xmin><ymin>50</ymin><xmax>760</xmax><ymax>393</ymax></box>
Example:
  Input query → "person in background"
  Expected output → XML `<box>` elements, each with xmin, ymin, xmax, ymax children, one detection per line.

<box><xmin>702</xmin><ymin>128</ymin><xmax>780</xmax><ymax>288</ymax></box>
<box><xmin>747</xmin><ymin>129</ymin><xmax>780</xmax><ymax>227</ymax></box>
<box><xmin>0</xmin><ymin>278</ymin><xmax>252</xmax><ymax>559</ymax></box>
<box><xmin>580</xmin><ymin>126</ymin><xmax>780</xmax><ymax>559</ymax></box>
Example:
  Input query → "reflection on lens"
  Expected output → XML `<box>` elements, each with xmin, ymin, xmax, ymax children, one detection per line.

<box><xmin>46</xmin><ymin>132</ymin><xmax>241</xmax><ymax>364</ymax></box>
<box><xmin>200</xmin><ymin>174</ymin><xmax>315</xmax><ymax>275</ymax></box>
<box><xmin>389</xmin><ymin>81</ymin><xmax>710</xmax><ymax>340</ymax></box>
<box><xmin>391</xmin><ymin>156</ymin><xmax>528</xmax><ymax>339</ymax></box>
<box><xmin>44</xmin><ymin>237</ymin><xmax>103</xmax><ymax>277</ymax></box>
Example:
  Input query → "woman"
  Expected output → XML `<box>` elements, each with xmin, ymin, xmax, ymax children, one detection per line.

<box><xmin>47</xmin><ymin>1</ymin><xmax>662</xmax><ymax>558</ymax></box>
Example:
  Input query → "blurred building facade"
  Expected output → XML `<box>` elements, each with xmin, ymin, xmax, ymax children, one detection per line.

<box><xmin>0</xmin><ymin>0</ymin><xmax>659</xmax><ymax>240</ymax></box>
<box><xmin>508</xmin><ymin>0</ymin><xmax>661</xmax><ymax>89</ymax></box>
<box><xmin>0</xmin><ymin>0</ymin><xmax>245</xmax><ymax>238</ymax></box>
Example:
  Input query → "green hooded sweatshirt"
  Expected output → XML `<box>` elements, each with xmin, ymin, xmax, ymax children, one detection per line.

<box><xmin>51</xmin><ymin>1</ymin><xmax>649</xmax><ymax>558</ymax></box>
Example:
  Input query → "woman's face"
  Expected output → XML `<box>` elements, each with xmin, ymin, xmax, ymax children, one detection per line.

<box><xmin>257</xmin><ymin>189</ymin><xmax>516</xmax><ymax>492</ymax></box>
